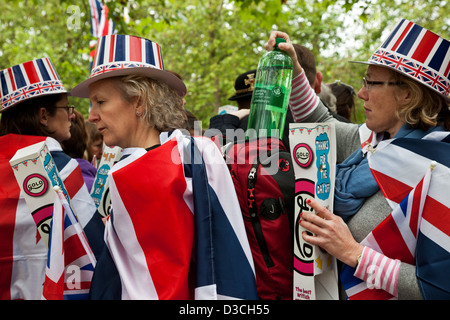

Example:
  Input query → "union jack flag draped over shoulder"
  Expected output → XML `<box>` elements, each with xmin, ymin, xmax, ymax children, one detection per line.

<box><xmin>341</xmin><ymin>131</ymin><xmax>450</xmax><ymax>299</ymax></box>
<box><xmin>89</xmin><ymin>130</ymin><xmax>257</xmax><ymax>299</ymax></box>
<box><xmin>0</xmin><ymin>134</ymin><xmax>99</xmax><ymax>299</ymax></box>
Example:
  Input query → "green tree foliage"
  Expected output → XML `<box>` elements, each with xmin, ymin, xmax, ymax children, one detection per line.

<box><xmin>1</xmin><ymin>0</ymin><xmax>448</xmax><ymax>125</ymax></box>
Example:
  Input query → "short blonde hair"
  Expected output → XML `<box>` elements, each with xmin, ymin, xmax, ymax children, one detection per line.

<box><xmin>391</xmin><ymin>69</ymin><xmax>445</xmax><ymax>131</ymax></box>
<box><xmin>115</xmin><ymin>74</ymin><xmax>187</xmax><ymax>132</ymax></box>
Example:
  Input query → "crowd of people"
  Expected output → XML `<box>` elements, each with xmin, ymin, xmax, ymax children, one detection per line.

<box><xmin>0</xmin><ymin>18</ymin><xmax>449</xmax><ymax>300</ymax></box>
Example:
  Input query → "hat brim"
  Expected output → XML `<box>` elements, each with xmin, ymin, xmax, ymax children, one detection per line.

<box><xmin>228</xmin><ymin>91</ymin><xmax>253</xmax><ymax>101</ymax></box>
<box><xmin>70</xmin><ymin>66</ymin><xmax>187</xmax><ymax>98</ymax></box>
<box><xmin>349</xmin><ymin>60</ymin><xmax>450</xmax><ymax>102</ymax></box>
<box><xmin>1</xmin><ymin>89</ymin><xmax>68</xmax><ymax>113</ymax></box>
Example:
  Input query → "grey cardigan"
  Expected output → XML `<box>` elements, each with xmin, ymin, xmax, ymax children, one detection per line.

<box><xmin>301</xmin><ymin>101</ymin><xmax>423</xmax><ymax>300</ymax></box>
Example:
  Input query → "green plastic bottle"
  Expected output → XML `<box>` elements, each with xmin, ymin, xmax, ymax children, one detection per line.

<box><xmin>246</xmin><ymin>37</ymin><xmax>293</xmax><ymax>140</ymax></box>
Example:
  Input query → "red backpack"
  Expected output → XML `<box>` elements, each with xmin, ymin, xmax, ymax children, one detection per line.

<box><xmin>223</xmin><ymin>137</ymin><xmax>294</xmax><ymax>300</ymax></box>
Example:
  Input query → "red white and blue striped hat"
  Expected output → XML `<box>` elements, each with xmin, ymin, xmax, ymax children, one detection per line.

<box><xmin>0</xmin><ymin>57</ymin><xmax>67</xmax><ymax>112</ymax></box>
<box><xmin>353</xmin><ymin>19</ymin><xmax>450</xmax><ymax>100</ymax></box>
<box><xmin>71</xmin><ymin>34</ymin><xmax>186</xmax><ymax>98</ymax></box>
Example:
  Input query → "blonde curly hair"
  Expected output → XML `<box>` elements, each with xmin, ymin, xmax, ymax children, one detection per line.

<box><xmin>115</xmin><ymin>74</ymin><xmax>187</xmax><ymax>132</ymax></box>
<box><xmin>391</xmin><ymin>69</ymin><xmax>447</xmax><ymax>131</ymax></box>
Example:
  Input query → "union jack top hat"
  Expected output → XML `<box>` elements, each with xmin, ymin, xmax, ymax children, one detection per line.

<box><xmin>0</xmin><ymin>57</ymin><xmax>67</xmax><ymax>112</ymax></box>
<box><xmin>353</xmin><ymin>19</ymin><xmax>450</xmax><ymax>100</ymax></box>
<box><xmin>71</xmin><ymin>34</ymin><xmax>186</xmax><ymax>98</ymax></box>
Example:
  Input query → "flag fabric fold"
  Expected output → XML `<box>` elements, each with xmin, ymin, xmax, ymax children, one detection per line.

<box><xmin>183</xmin><ymin>133</ymin><xmax>257</xmax><ymax>300</ymax></box>
<box><xmin>89</xmin><ymin>130</ymin><xmax>257</xmax><ymax>299</ymax></box>
<box><xmin>341</xmin><ymin>131</ymin><xmax>450</xmax><ymax>299</ymax></box>
<box><xmin>89</xmin><ymin>0</ymin><xmax>114</xmax><ymax>38</ymax></box>
<box><xmin>42</xmin><ymin>187</ymin><xmax>96</xmax><ymax>300</ymax></box>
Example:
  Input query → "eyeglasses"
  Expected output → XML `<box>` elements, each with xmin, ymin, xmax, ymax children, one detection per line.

<box><xmin>55</xmin><ymin>105</ymin><xmax>75</xmax><ymax>115</ymax></box>
<box><xmin>362</xmin><ymin>77</ymin><xmax>404</xmax><ymax>91</ymax></box>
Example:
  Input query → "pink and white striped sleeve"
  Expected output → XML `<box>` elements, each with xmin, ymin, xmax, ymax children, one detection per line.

<box><xmin>289</xmin><ymin>71</ymin><xmax>320</xmax><ymax>122</ymax></box>
<box><xmin>354</xmin><ymin>246</ymin><xmax>402</xmax><ymax>297</ymax></box>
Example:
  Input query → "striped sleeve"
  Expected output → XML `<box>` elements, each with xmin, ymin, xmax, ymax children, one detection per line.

<box><xmin>289</xmin><ymin>71</ymin><xmax>320</xmax><ymax>122</ymax></box>
<box><xmin>354</xmin><ymin>246</ymin><xmax>401</xmax><ymax>297</ymax></box>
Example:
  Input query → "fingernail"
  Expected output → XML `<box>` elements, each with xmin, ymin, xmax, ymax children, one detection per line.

<box><xmin>306</xmin><ymin>199</ymin><xmax>311</xmax><ymax>204</ymax></box>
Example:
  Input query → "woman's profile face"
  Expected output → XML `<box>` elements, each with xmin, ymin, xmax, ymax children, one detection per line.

<box><xmin>88</xmin><ymin>77</ymin><xmax>139</xmax><ymax>148</ymax></box>
<box><xmin>357</xmin><ymin>65</ymin><xmax>405</xmax><ymax>138</ymax></box>
<box><xmin>46</xmin><ymin>94</ymin><xmax>75</xmax><ymax>143</ymax></box>
<box><xmin>89</xmin><ymin>136</ymin><xmax>103</xmax><ymax>162</ymax></box>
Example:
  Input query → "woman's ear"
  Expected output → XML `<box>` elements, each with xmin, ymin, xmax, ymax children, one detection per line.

<box><xmin>399</xmin><ymin>87</ymin><xmax>412</xmax><ymax>104</ymax></box>
<box><xmin>39</xmin><ymin>107</ymin><xmax>49</xmax><ymax>126</ymax></box>
<box><xmin>134</xmin><ymin>96</ymin><xmax>145</xmax><ymax>117</ymax></box>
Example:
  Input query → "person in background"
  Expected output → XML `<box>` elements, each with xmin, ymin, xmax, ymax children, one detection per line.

<box><xmin>318</xmin><ymin>82</ymin><xmax>337</xmax><ymax>113</ymax></box>
<box><xmin>62</xmin><ymin>109</ymin><xmax>97</xmax><ymax>191</ymax></box>
<box><xmin>329</xmin><ymin>80</ymin><xmax>356</xmax><ymax>122</ymax></box>
<box><xmin>209</xmin><ymin>69</ymin><xmax>255</xmax><ymax>136</ymax></box>
<box><xmin>184</xmin><ymin>109</ymin><xmax>203</xmax><ymax>136</ymax></box>
<box><xmin>269</xmin><ymin>19</ymin><xmax>450</xmax><ymax>299</ymax></box>
<box><xmin>85</xmin><ymin>120</ymin><xmax>103</xmax><ymax>167</ymax></box>
<box><xmin>0</xmin><ymin>57</ymin><xmax>102</xmax><ymax>299</ymax></box>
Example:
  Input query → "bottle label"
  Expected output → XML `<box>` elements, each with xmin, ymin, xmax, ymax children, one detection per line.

<box><xmin>252</xmin><ymin>85</ymin><xmax>285</xmax><ymax>112</ymax></box>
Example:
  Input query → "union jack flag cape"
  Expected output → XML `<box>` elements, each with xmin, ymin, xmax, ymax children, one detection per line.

<box><xmin>42</xmin><ymin>188</ymin><xmax>96</xmax><ymax>300</ymax></box>
<box><xmin>341</xmin><ymin>131</ymin><xmax>450</xmax><ymax>299</ymax></box>
<box><xmin>89</xmin><ymin>130</ymin><xmax>257</xmax><ymax>299</ymax></box>
<box><xmin>0</xmin><ymin>134</ymin><xmax>99</xmax><ymax>300</ymax></box>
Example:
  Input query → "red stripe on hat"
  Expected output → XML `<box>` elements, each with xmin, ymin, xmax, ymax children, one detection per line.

<box><xmin>445</xmin><ymin>59</ymin><xmax>450</xmax><ymax>78</ymax></box>
<box><xmin>91</xmin><ymin>42</ymin><xmax>98</xmax><ymax>69</ymax></box>
<box><xmin>129</xmin><ymin>36</ymin><xmax>142</xmax><ymax>62</ymax></box>
<box><xmin>156</xmin><ymin>43</ymin><xmax>163</xmax><ymax>69</ymax></box>
<box><xmin>22</xmin><ymin>61</ymin><xmax>40</xmax><ymax>84</ymax></box>
<box><xmin>391</xmin><ymin>21</ymin><xmax>414</xmax><ymax>51</ymax></box>
<box><xmin>7</xmin><ymin>68</ymin><xmax>16</xmax><ymax>91</ymax></box>
<box><xmin>109</xmin><ymin>35</ymin><xmax>115</xmax><ymax>63</ymax></box>
<box><xmin>45</xmin><ymin>58</ymin><xmax>58</xmax><ymax>81</ymax></box>
<box><xmin>411</xmin><ymin>31</ymin><xmax>439</xmax><ymax>64</ymax></box>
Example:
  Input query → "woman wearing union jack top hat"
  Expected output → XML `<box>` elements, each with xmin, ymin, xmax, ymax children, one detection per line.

<box><xmin>267</xmin><ymin>19</ymin><xmax>450</xmax><ymax>300</ymax></box>
<box><xmin>70</xmin><ymin>34</ymin><xmax>257</xmax><ymax>300</ymax></box>
<box><xmin>0</xmin><ymin>57</ymin><xmax>101</xmax><ymax>299</ymax></box>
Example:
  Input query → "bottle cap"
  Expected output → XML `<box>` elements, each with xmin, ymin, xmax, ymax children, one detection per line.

<box><xmin>275</xmin><ymin>37</ymin><xmax>286</xmax><ymax>49</ymax></box>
